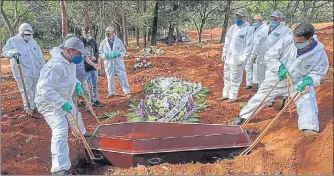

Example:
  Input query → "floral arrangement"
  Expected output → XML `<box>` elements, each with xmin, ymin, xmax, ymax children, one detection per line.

<box><xmin>139</xmin><ymin>46</ymin><xmax>164</xmax><ymax>56</ymax></box>
<box><xmin>132</xmin><ymin>58</ymin><xmax>153</xmax><ymax>71</ymax></box>
<box><xmin>125</xmin><ymin>77</ymin><xmax>210</xmax><ymax>123</ymax></box>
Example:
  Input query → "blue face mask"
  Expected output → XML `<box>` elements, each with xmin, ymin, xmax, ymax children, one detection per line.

<box><xmin>235</xmin><ymin>18</ymin><xmax>244</xmax><ymax>26</ymax></box>
<box><xmin>253</xmin><ymin>23</ymin><xmax>260</xmax><ymax>29</ymax></box>
<box><xmin>269</xmin><ymin>21</ymin><xmax>278</xmax><ymax>29</ymax></box>
<box><xmin>70</xmin><ymin>51</ymin><xmax>83</xmax><ymax>64</ymax></box>
<box><xmin>71</xmin><ymin>55</ymin><xmax>83</xmax><ymax>64</ymax></box>
<box><xmin>294</xmin><ymin>40</ymin><xmax>310</xmax><ymax>49</ymax></box>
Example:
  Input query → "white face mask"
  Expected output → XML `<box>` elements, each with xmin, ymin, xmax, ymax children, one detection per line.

<box><xmin>23</xmin><ymin>35</ymin><xmax>32</xmax><ymax>41</ymax></box>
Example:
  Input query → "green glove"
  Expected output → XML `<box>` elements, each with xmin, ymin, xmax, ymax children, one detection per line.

<box><xmin>62</xmin><ymin>102</ymin><xmax>72</xmax><ymax>113</ymax></box>
<box><xmin>296</xmin><ymin>76</ymin><xmax>313</xmax><ymax>92</ymax></box>
<box><xmin>110</xmin><ymin>51</ymin><xmax>121</xmax><ymax>58</ymax></box>
<box><xmin>75</xmin><ymin>82</ymin><xmax>83</xmax><ymax>96</ymax></box>
<box><xmin>278</xmin><ymin>64</ymin><xmax>289</xmax><ymax>81</ymax></box>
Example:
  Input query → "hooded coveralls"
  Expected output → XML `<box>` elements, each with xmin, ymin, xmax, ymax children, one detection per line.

<box><xmin>239</xmin><ymin>35</ymin><xmax>329</xmax><ymax>132</ymax></box>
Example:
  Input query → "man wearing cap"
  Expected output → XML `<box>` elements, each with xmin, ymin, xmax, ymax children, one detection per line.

<box><xmin>217</xmin><ymin>8</ymin><xmax>254</xmax><ymax>103</ymax></box>
<box><xmin>247</xmin><ymin>15</ymin><xmax>266</xmax><ymax>90</ymax></box>
<box><xmin>34</xmin><ymin>37</ymin><xmax>91</xmax><ymax>175</ymax></box>
<box><xmin>2</xmin><ymin>23</ymin><xmax>45</xmax><ymax>114</ymax></box>
<box><xmin>59</xmin><ymin>34</ymin><xmax>101</xmax><ymax>112</ymax></box>
<box><xmin>251</xmin><ymin>10</ymin><xmax>292</xmax><ymax>92</ymax></box>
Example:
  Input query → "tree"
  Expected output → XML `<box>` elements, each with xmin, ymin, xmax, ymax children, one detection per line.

<box><xmin>1</xmin><ymin>0</ymin><xmax>44</xmax><ymax>37</ymax></box>
<box><xmin>220</xmin><ymin>0</ymin><xmax>231</xmax><ymax>43</ymax></box>
<box><xmin>187</xmin><ymin>1</ymin><xmax>223</xmax><ymax>43</ymax></box>
<box><xmin>150</xmin><ymin>0</ymin><xmax>159</xmax><ymax>46</ymax></box>
<box><xmin>60</xmin><ymin>0</ymin><xmax>68</xmax><ymax>37</ymax></box>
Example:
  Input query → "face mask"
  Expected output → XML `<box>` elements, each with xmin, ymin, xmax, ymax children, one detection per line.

<box><xmin>23</xmin><ymin>35</ymin><xmax>32</xmax><ymax>41</ymax></box>
<box><xmin>253</xmin><ymin>23</ymin><xmax>260</xmax><ymax>29</ymax></box>
<box><xmin>70</xmin><ymin>51</ymin><xmax>83</xmax><ymax>64</ymax></box>
<box><xmin>234</xmin><ymin>18</ymin><xmax>244</xmax><ymax>26</ymax></box>
<box><xmin>84</xmin><ymin>35</ymin><xmax>91</xmax><ymax>40</ymax></box>
<box><xmin>294</xmin><ymin>39</ymin><xmax>310</xmax><ymax>49</ymax></box>
<box><xmin>269</xmin><ymin>21</ymin><xmax>278</xmax><ymax>29</ymax></box>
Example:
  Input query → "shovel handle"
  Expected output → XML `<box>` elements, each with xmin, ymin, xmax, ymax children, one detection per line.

<box><xmin>81</xmin><ymin>95</ymin><xmax>101</xmax><ymax>124</ymax></box>
<box><xmin>67</xmin><ymin>112</ymin><xmax>102</xmax><ymax>161</ymax></box>
<box><xmin>16</xmin><ymin>60</ymin><xmax>31</xmax><ymax>110</ymax></box>
<box><xmin>242</xmin><ymin>80</ymin><xmax>280</xmax><ymax>127</ymax></box>
<box><xmin>240</xmin><ymin>92</ymin><xmax>302</xmax><ymax>156</ymax></box>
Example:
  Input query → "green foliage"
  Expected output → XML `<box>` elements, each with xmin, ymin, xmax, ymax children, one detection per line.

<box><xmin>1</xmin><ymin>0</ymin><xmax>333</xmax><ymax>48</ymax></box>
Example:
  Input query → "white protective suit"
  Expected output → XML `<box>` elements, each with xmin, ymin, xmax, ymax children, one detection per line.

<box><xmin>34</xmin><ymin>47</ymin><xmax>87</xmax><ymax>173</ymax></box>
<box><xmin>222</xmin><ymin>22</ymin><xmax>254</xmax><ymax>100</ymax></box>
<box><xmin>99</xmin><ymin>36</ymin><xmax>131</xmax><ymax>95</ymax></box>
<box><xmin>2</xmin><ymin>25</ymin><xmax>45</xmax><ymax>111</ymax></box>
<box><xmin>244</xmin><ymin>24</ymin><xmax>267</xmax><ymax>87</ymax></box>
<box><xmin>251</xmin><ymin>24</ymin><xmax>292</xmax><ymax>87</ymax></box>
<box><xmin>239</xmin><ymin>35</ymin><xmax>329</xmax><ymax>132</ymax></box>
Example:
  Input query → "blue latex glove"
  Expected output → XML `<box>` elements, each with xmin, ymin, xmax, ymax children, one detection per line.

<box><xmin>296</xmin><ymin>76</ymin><xmax>313</xmax><ymax>92</ymax></box>
<box><xmin>75</xmin><ymin>82</ymin><xmax>83</xmax><ymax>96</ymax></box>
<box><xmin>62</xmin><ymin>102</ymin><xmax>72</xmax><ymax>113</ymax></box>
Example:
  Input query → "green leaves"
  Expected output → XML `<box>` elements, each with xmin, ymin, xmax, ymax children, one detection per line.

<box><xmin>123</xmin><ymin>112</ymin><xmax>139</xmax><ymax>118</ymax></box>
<box><xmin>184</xmin><ymin>118</ymin><xmax>200</xmax><ymax>123</ymax></box>
<box><xmin>97</xmin><ymin>110</ymin><xmax>120</xmax><ymax>122</ymax></box>
<box><xmin>128</xmin><ymin>117</ymin><xmax>144</xmax><ymax>122</ymax></box>
<box><xmin>196</xmin><ymin>103</ymin><xmax>210</xmax><ymax>112</ymax></box>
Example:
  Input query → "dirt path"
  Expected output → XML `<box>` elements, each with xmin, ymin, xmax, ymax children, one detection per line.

<box><xmin>1</xmin><ymin>23</ymin><xmax>333</xmax><ymax>175</ymax></box>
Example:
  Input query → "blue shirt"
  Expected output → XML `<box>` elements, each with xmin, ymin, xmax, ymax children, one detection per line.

<box><xmin>297</xmin><ymin>41</ymin><xmax>318</xmax><ymax>57</ymax></box>
<box><xmin>108</xmin><ymin>39</ymin><xmax>114</xmax><ymax>51</ymax></box>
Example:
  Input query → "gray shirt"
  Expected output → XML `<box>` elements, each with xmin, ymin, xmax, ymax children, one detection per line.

<box><xmin>58</xmin><ymin>44</ymin><xmax>87</xmax><ymax>81</ymax></box>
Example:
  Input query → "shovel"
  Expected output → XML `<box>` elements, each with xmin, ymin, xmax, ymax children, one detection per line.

<box><xmin>80</xmin><ymin>95</ymin><xmax>101</xmax><ymax>124</ymax></box>
<box><xmin>66</xmin><ymin>111</ymin><xmax>103</xmax><ymax>163</ymax></box>
<box><xmin>12</xmin><ymin>53</ymin><xmax>33</xmax><ymax>116</ymax></box>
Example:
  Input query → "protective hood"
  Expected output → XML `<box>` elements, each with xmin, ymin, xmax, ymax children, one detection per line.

<box><xmin>49</xmin><ymin>47</ymin><xmax>71</xmax><ymax>64</ymax></box>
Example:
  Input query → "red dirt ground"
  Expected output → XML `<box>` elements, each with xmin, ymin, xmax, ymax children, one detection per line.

<box><xmin>1</xmin><ymin>23</ymin><xmax>333</xmax><ymax>175</ymax></box>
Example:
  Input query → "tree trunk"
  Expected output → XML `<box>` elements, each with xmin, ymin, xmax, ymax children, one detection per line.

<box><xmin>148</xmin><ymin>27</ymin><xmax>151</xmax><ymax>41</ymax></box>
<box><xmin>135</xmin><ymin>1</ymin><xmax>140</xmax><ymax>46</ymax></box>
<box><xmin>115</xmin><ymin>14</ymin><xmax>123</xmax><ymax>42</ymax></box>
<box><xmin>176</xmin><ymin>26</ymin><xmax>180</xmax><ymax>45</ymax></box>
<box><xmin>272</xmin><ymin>0</ymin><xmax>279</xmax><ymax>11</ymax></box>
<box><xmin>198</xmin><ymin>30</ymin><xmax>202</xmax><ymax>43</ymax></box>
<box><xmin>151</xmin><ymin>0</ymin><xmax>159</xmax><ymax>46</ymax></box>
<box><xmin>122</xmin><ymin>17</ymin><xmax>127</xmax><ymax>47</ymax></box>
<box><xmin>220</xmin><ymin>0</ymin><xmax>231</xmax><ymax>43</ymax></box>
<box><xmin>1</xmin><ymin>1</ymin><xmax>17</xmax><ymax>36</ymax></box>
<box><xmin>136</xmin><ymin>27</ymin><xmax>140</xmax><ymax>47</ymax></box>
<box><xmin>144</xmin><ymin>28</ymin><xmax>147</xmax><ymax>48</ymax></box>
<box><xmin>99</xmin><ymin>1</ymin><xmax>104</xmax><ymax>42</ymax></box>
<box><xmin>83</xmin><ymin>1</ymin><xmax>91</xmax><ymax>30</ymax></box>
<box><xmin>60</xmin><ymin>0</ymin><xmax>68</xmax><ymax>37</ymax></box>
<box><xmin>167</xmin><ymin>23</ymin><xmax>174</xmax><ymax>46</ymax></box>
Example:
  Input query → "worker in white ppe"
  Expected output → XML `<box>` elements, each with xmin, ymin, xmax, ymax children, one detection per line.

<box><xmin>251</xmin><ymin>10</ymin><xmax>292</xmax><ymax>92</ymax></box>
<box><xmin>244</xmin><ymin>15</ymin><xmax>266</xmax><ymax>89</ymax></box>
<box><xmin>217</xmin><ymin>8</ymin><xmax>254</xmax><ymax>103</ymax></box>
<box><xmin>232</xmin><ymin>22</ymin><xmax>329</xmax><ymax>135</ymax></box>
<box><xmin>2</xmin><ymin>23</ymin><xmax>45</xmax><ymax>114</ymax></box>
<box><xmin>99</xmin><ymin>26</ymin><xmax>131</xmax><ymax>99</ymax></box>
<box><xmin>34</xmin><ymin>37</ymin><xmax>91</xmax><ymax>175</ymax></box>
